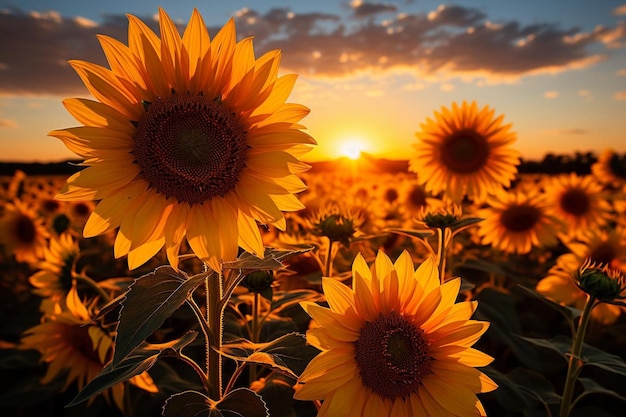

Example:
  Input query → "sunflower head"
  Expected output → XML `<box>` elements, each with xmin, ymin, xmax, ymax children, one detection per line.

<box><xmin>574</xmin><ymin>259</ymin><xmax>626</xmax><ymax>305</ymax></box>
<box><xmin>592</xmin><ymin>149</ymin><xmax>626</xmax><ymax>186</ymax></box>
<box><xmin>295</xmin><ymin>251</ymin><xmax>497</xmax><ymax>416</ymax></box>
<box><xmin>50</xmin><ymin>8</ymin><xmax>314</xmax><ymax>271</ymax></box>
<box><xmin>310</xmin><ymin>204</ymin><xmax>364</xmax><ymax>247</ymax></box>
<box><xmin>410</xmin><ymin>101</ymin><xmax>520</xmax><ymax>203</ymax></box>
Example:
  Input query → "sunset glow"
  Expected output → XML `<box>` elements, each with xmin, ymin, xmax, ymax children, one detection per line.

<box><xmin>338</xmin><ymin>138</ymin><xmax>369</xmax><ymax>160</ymax></box>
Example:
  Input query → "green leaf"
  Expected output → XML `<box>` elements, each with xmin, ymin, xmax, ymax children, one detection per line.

<box><xmin>68</xmin><ymin>331</ymin><xmax>197</xmax><ymax>407</ymax></box>
<box><xmin>474</xmin><ymin>288</ymin><xmax>541</xmax><ymax>370</ymax></box>
<box><xmin>113</xmin><ymin>266</ymin><xmax>207</xmax><ymax>366</ymax></box>
<box><xmin>575</xmin><ymin>377</ymin><xmax>626</xmax><ymax>404</ymax></box>
<box><xmin>223</xmin><ymin>247</ymin><xmax>311</xmax><ymax>271</ymax></box>
<box><xmin>507</xmin><ymin>367</ymin><xmax>562</xmax><ymax>405</ymax></box>
<box><xmin>220</xmin><ymin>333</ymin><xmax>320</xmax><ymax>378</ymax></box>
<box><xmin>450</xmin><ymin>216</ymin><xmax>484</xmax><ymax>232</ymax></box>
<box><xmin>515</xmin><ymin>285</ymin><xmax>581</xmax><ymax>325</ymax></box>
<box><xmin>385</xmin><ymin>227</ymin><xmax>434</xmax><ymax>240</ymax></box>
<box><xmin>519</xmin><ymin>334</ymin><xmax>626</xmax><ymax>378</ymax></box>
<box><xmin>163</xmin><ymin>388</ymin><xmax>269</xmax><ymax>417</ymax></box>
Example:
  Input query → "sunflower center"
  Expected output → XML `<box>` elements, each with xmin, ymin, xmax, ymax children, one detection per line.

<box><xmin>354</xmin><ymin>311</ymin><xmax>431</xmax><ymax>400</ymax></box>
<box><xmin>133</xmin><ymin>94</ymin><xmax>247</xmax><ymax>205</ymax></box>
<box><xmin>589</xmin><ymin>243</ymin><xmax>616</xmax><ymax>266</ymax></box>
<box><xmin>408</xmin><ymin>185</ymin><xmax>427</xmax><ymax>209</ymax></box>
<box><xmin>14</xmin><ymin>214</ymin><xmax>36</xmax><ymax>244</ymax></box>
<box><xmin>65</xmin><ymin>324</ymin><xmax>103</xmax><ymax>364</ymax></box>
<box><xmin>440</xmin><ymin>129</ymin><xmax>490</xmax><ymax>174</ymax></box>
<box><xmin>608</xmin><ymin>154</ymin><xmax>626</xmax><ymax>180</ymax></box>
<box><xmin>560</xmin><ymin>188</ymin><xmax>590</xmax><ymax>216</ymax></box>
<box><xmin>500</xmin><ymin>204</ymin><xmax>541</xmax><ymax>232</ymax></box>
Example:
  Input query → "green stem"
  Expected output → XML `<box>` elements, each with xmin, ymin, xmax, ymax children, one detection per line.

<box><xmin>74</xmin><ymin>273</ymin><xmax>111</xmax><ymax>303</ymax></box>
<box><xmin>559</xmin><ymin>295</ymin><xmax>596</xmax><ymax>417</ymax></box>
<box><xmin>324</xmin><ymin>239</ymin><xmax>335</xmax><ymax>277</ymax></box>
<box><xmin>249</xmin><ymin>291</ymin><xmax>261</xmax><ymax>384</ymax></box>
<box><xmin>206</xmin><ymin>270</ymin><xmax>225</xmax><ymax>400</ymax></box>
<box><xmin>436</xmin><ymin>228</ymin><xmax>447</xmax><ymax>284</ymax></box>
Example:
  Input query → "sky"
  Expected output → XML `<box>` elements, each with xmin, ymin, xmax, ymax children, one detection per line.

<box><xmin>0</xmin><ymin>0</ymin><xmax>625</xmax><ymax>162</ymax></box>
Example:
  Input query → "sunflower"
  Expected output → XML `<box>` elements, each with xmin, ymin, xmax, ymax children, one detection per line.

<box><xmin>20</xmin><ymin>286</ymin><xmax>157</xmax><ymax>410</ymax></box>
<box><xmin>410</xmin><ymin>101</ymin><xmax>520</xmax><ymax>203</ymax></box>
<box><xmin>591</xmin><ymin>149</ymin><xmax>626</xmax><ymax>187</ymax></box>
<box><xmin>29</xmin><ymin>232</ymin><xmax>79</xmax><ymax>299</ymax></box>
<box><xmin>536</xmin><ymin>227</ymin><xmax>626</xmax><ymax>324</ymax></box>
<box><xmin>50</xmin><ymin>8</ymin><xmax>315</xmax><ymax>271</ymax></box>
<box><xmin>543</xmin><ymin>173</ymin><xmax>612</xmax><ymax>240</ymax></box>
<box><xmin>294</xmin><ymin>251</ymin><xmax>497</xmax><ymax>416</ymax></box>
<box><xmin>0</xmin><ymin>199</ymin><xmax>49</xmax><ymax>264</ymax></box>
<box><xmin>476</xmin><ymin>188</ymin><xmax>560</xmax><ymax>254</ymax></box>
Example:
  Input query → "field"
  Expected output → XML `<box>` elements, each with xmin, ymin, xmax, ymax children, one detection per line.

<box><xmin>1</xmin><ymin>154</ymin><xmax>625</xmax><ymax>417</ymax></box>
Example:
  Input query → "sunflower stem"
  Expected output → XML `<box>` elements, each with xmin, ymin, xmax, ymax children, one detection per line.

<box><xmin>436</xmin><ymin>228</ymin><xmax>447</xmax><ymax>284</ymax></box>
<box><xmin>249</xmin><ymin>291</ymin><xmax>261</xmax><ymax>384</ymax></box>
<box><xmin>74</xmin><ymin>273</ymin><xmax>111</xmax><ymax>303</ymax></box>
<box><xmin>206</xmin><ymin>269</ymin><xmax>225</xmax><ymax>400</ymax></box>
<box><xmin>559</xmin><ymin>294</ymin><xmax>596</xmax><ymax>417</ymax></box>
<box><xmin>324</xmin><ymin>239</ymin><xmax>335</xmax><ymax>277</ymax></box>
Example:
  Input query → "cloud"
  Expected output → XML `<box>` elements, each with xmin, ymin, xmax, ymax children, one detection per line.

<box><xmin>0</xmin><ymin>118</ymin><xmax>18</xmax><ymax>128</ymax></box>
<box><xmin>544</xmin><ymin>91</ymin><xmax>559</xmax><ymax>99</ymax></box>
<box><xmin>615</xmin><ymin>91</ymin><xmax>626</xmax><ymax>100</ymax></box>
<box><xmin>543</xmin><ymin>128</ymin><xmax>588</xmax><ymax>135</ymax></box>
<box><xmin>614</xmin><ymin>4</ymin><xmax>626</xmax><ymax>16</ymax></box>
<box><xmin>0</xmin><ymin>4</ymin><xmax>624</xmax><ymax>96</ymax></box>
<box><xmin>350</xmin><ymin>1</ymin><xmax>397</xmax><ymax>18</ymax></box>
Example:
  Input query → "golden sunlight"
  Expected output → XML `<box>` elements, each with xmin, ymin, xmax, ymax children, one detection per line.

<box><xmin>338</xmin><ymin>138</ymin><xmax>369</xmax><ymax>160</ymax></box>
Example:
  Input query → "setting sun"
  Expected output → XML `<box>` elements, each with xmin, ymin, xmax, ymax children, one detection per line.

<box><xmin>339</xmin><ymin>138</ymin><xmax>368</xmax><ymax>160</ymax></box>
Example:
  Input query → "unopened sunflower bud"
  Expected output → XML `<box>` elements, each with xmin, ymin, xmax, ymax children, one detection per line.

<box><xmin>242</xmin><ymin>270</ymin><xmax>274</xmax><ymax>296</ymax></box>
<box><xmin>575</xmin><ymin>259</ymin><xmax>626</xmax><ymax>304</ymax></box>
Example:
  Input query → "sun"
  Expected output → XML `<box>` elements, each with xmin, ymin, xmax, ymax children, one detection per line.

<box><xmin>339</xmin><ymin>138</ymin><xmax>368</xmax><ymax>160</ymax></box>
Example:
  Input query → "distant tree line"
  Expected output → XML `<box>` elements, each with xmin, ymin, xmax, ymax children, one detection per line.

<box><xmin>0</xmin><ymin>152</ymin><xmax>604</xmax><ymax>177</ymax></box>
<box><xmin>518</xmin><ymin>151</ymin><xmax>598</xmax><ymax>175</ymax></box>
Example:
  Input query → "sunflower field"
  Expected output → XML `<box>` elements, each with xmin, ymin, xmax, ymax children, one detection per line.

<box><xmin>1</xmin><ymin>7</ymin><xmax>626</xmax><ymax>417</ymax></box>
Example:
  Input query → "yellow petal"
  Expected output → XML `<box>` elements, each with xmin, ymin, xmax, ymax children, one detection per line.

<box><xmin>61</xmin><ymin>98</ymin><xmax>134</xmax><ymax>132</ymax></box>
<box><xmin>187</xmin><ymin>203</ymin><xmax>221</xmax><ymax>272</ymax></box>
<box><xmin>164</xmin><ymin>203</ymin><xmax>190</xmax><ymax>270</ymax></box>
<box><xmin>83</xmin><ymin>180</ymin><xmax>148</xmax><ymax>237</ymax></box>
<box><xmin>211</xmin><ymin>196</ymin><xmax>238</xmax><ymax>262</ymax></box>
<box><xmin>321</xmin><ymin>277</ymin><xmax>355</xmax><ymax>314</ymax></box>
<box><xmin>182</xmin><ymin>8</ymin><xmax>210</xmax><ymax>93</ymax></box>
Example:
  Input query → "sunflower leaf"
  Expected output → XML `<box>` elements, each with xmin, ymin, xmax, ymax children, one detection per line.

<box><xmin>67</xmin><ymin>331</ymin><xmax>197</xmax><ymax>407</ymax></box>
<box><xmin>515</xmin><ymin>284</ymin><xmax>581</xmax><ymax>326</ymax></box>
<box><xmin>163</xmin><ymin>388</ymin><xmax>268</xmax><ymax>417</ymax></box>
<box><xmin>575</xmin><ymin>378</ymin><xmax>626</xmax><ymax>405</ymax></box>
<box><xmin>220</xmin><ymin>332</ymin><xmax>320</xmax><ymax>378</ymax></box>
<box><xmin>223</xmin><ymin>247</ymin><xmax>311</xmax><ymax>271</ymax></box>
<box><xmin>113</xmin><ymin>266</ymin><xmax>208</xmax><ymax>366</ymax></box>
<box><xmin>386</xmin><ymin>227</ymin><xmax>434</xmax><ymax>240</ymax></box>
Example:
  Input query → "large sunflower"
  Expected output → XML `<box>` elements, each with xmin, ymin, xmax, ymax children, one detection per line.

<box><xmin>543</xmin><ymin>173</ymin><xmax>612</xmax><ymax>240</ymax></box>
<box><xmin>294</xmin><ymin>251</ymin><xmax>497</xmax><ymax>416</ymax></box>
<box><xmin>50</xmin><ymin>8</ymin><xmax>315</xmax><ymax>271</ymax></box>
<box><xmin>410</xmin><ymin>101</ymin><xmax>520</xmax><ymax>203</ymax></box>
<box><xmin>476</xmin><ymin>188</ymin><xmax>560</xmax><ymax>255</ymax></box>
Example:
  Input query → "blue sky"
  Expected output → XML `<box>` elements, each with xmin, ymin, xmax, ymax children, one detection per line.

<box><xmin>1</xmin><ymin>0</ymin><xmax>625</xmax><ymax>161</ymax></box>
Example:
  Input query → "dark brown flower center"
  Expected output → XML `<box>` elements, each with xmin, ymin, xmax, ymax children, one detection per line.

<box><xmin>14</xmin><ymin>214</ymin><xmax>36</xmax><ymax>244</ymax></box>
<box><xmin>133</xmin><ymin>94</ymin><xmax>247</xmax><ymax>205</ymax></box>
<box><xmin>407</xmin><ymin>185</ymin><xmax>427</xmax><ymax>209</ymax></box>
<box><xmin>560</xmin><ymin>188</ymin><xmax>590</xmax><ymax>216</ymax></box>
<box><xmin>440</xmin><ymin>129</ymin><xmax>490</xmax><ymax>174</ymax></box>
<box><xmin>384</xmin><ymin>188</ymin><xmax>399</xmax><ymax>203</ymax></box>
<box><xmin>500</xmin><ymin>204</ymin><xmax>541</xmax><ymax>232</ymax></box>
<box><xmin>589</xmin><ymin>242</ymin><xmax>616</xmax><ymax>266</ymax></box>
<box><xmin>608</xmin><ymin>154</ymin><xmax>626</xmax><ymax>180</ymax></box>
<box><xmin>354</xmin><ymin>311</ymin><xmax>431</xmax><ymax>400</ymax></box>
